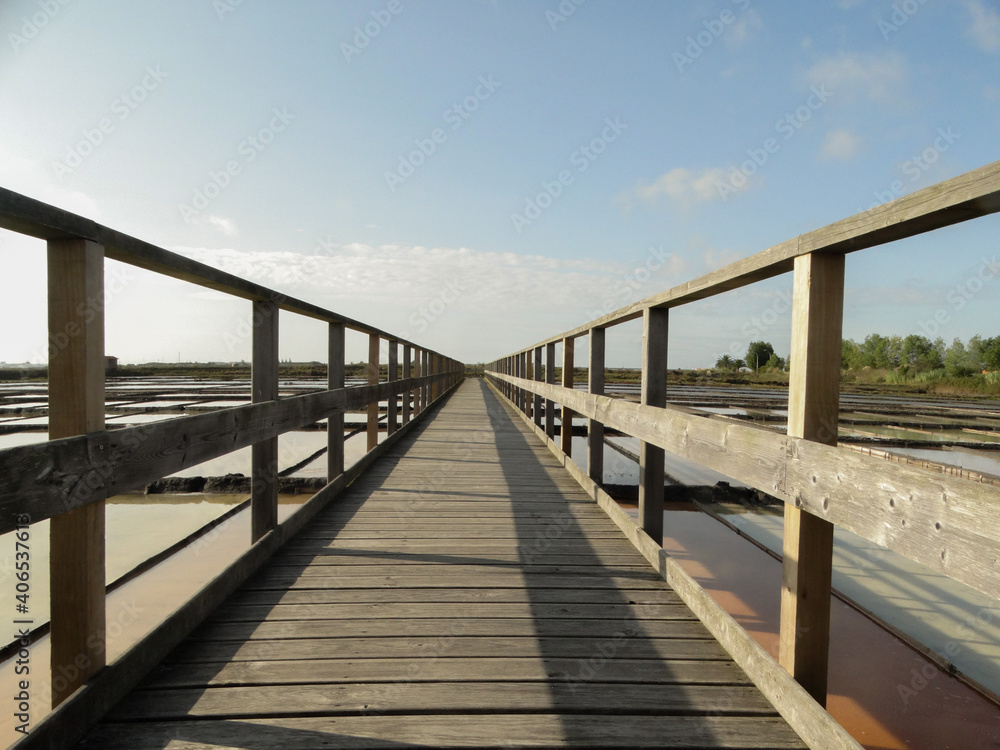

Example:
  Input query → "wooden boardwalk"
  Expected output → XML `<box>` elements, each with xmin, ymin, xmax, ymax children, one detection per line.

<box><xmin>78</xmin><ymin>379</ymin><xmax>805</xmax><ymax>749</ymax></box>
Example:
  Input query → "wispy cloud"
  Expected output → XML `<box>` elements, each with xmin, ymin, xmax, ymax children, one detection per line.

<box><xmin>173</xmin><ymin>242</ymin><xmax>690</xmax><ymax>356</ymax></box>
<box><xmin>625</xmin><ymin>166</ymin><xmax>742</xmax><ymax>207</ymax></box>
<box><xmin>964</xmin><ymin>0</ymin><xmax>1000</xmax><ymax>53</ymax></box>
<box><xmin>806</xmin><ymin>51</ymin><xmax>907</xmax><ymax>104</ymax></box>
<box><xmin>820</xmin><ymin>128</ymin><xmax>862</xmax><ymax>161</ymax></box>
<box><xmin>208</xmin><ymin>215</ymin><xmax>239</xmax><ymax>236</ymax></box>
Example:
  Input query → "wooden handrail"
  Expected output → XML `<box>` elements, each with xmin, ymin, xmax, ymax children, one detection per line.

<box><xmin>0</xmin><ymin>186</ymin><xmax>463</xmax><ymax>713</ymax></box>
<box><xmin>486</xmin><ymin>159</ymin><xmax>1000</xmax><ymax>708</ymax></box>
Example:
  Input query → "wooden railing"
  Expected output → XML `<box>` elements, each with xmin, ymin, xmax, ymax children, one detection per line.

<box><xmin>486</xmin><ymin>160</ymin><xmax>1000</xmax><ymax>711</ymax></box>
<box><xmin>0</xmin><ymin>188</ymin><xmax>463</xmax><ymax>722</ymax></box>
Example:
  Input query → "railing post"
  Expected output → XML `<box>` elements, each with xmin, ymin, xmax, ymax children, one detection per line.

<box><xmin>387</xmin><ymin>339</ymin><xmax>398</xmax><ymax>436</ymax></box>
<box><xmin>251</xmin><ymin>299</ymin><xmax>279</xmax><ymax>542</ymax></box>
<box><xmin>402</xmin><ymin>344</ymin><xmax>412</xmax><ymax>424</ymax></box>
<box><xmin>367</xmin><ymin>333</ymin><xmax>380</xmax><ymax>451</ymax></box>
<box><xmin>522</xmin><ymin>352</ymin><xmax>530</xmax><ymax>415</ymax></box>
<box><xmin>588</xmin><ymin>327</ymin><xmax>605</xmax><ymax>484</ymax></box>
<box><xmin>422</xmin><ymin>350</ymin><xmax>430</xmax><ymax>411</ymax></box>
<box><xmin>779</xmin><ymin>252</ymin><xmax>844</xmax><ymax>706</ymax></box>
<box><xmin>517</xmin><ymin>352</ymin><xmax>529</xmax><ymax>414</ymax></box>
<box><xmin>533</xmin><ymin>346</ymin><xmax>543</xmax><ymax>428</ymax></box>
<box><xmin>545</xmin><ymin>342</ymin><xmax>556</xmax><ymax>439</ymax></box>
<box><xmin>327</xmin><ymin>321</ymin><xmax>345</xmax><ymax>480</ymax></box>
<box><xmin>639</xmin><ymin>307</ymin><xmax>668</xmax><ymax>542</ymax></box>
<box><xmin>47</xmin><ymin>238</ymin><xmax>106</xmax><ymax>706</ymax></box>
<box><xmin>561</xmin><ymin>338</ymin><xmax>575</xmax><ymax>456</ymax></box>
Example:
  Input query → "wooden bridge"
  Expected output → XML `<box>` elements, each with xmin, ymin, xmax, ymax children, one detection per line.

<box><xmin>2</xmin><ymin>161</ymin><xmax>1000</xmax><ymax>749</ymax></box>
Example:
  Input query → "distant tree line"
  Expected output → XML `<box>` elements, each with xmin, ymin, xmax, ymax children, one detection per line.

<box><xmin>841</xmin><ymin>334</ymin><xmax>1000</xmax><ymax>376</ymax></box>
<box><xmin>714</xmin><ymin>335</ymin><xmax>1000</xmax><ymax>376</ymax></box>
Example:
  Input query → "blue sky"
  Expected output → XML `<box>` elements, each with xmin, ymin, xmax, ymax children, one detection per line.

<box><xmin>0</xmin><ymin>0</ymin><xmax>998</xmax><ymax>367</ymax></box>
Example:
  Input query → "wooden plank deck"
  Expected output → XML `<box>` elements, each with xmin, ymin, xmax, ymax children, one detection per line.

<box><xmin>78</xmin><ymin>379</ymin><xmax>806</xmax><ymax>749</ymax></box>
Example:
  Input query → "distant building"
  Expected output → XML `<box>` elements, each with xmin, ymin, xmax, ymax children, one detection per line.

<box><xmin>105</xmin><ymin>356</ymin><xmax>119</xmax><ymax>374</ymax></box>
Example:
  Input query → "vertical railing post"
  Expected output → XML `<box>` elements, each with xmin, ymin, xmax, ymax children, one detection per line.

<box><xmin>387</xmin><ymin>339</ymin><xmax>398</xmax><ymax>436</ymax></box>
<box><xmin>47</xmin><ymin>238</ymin><xmax>106</xmax><ymax>706</ymax></box>
<box><xmin>639</xmin><ymin>307</ymin><xmax>668</xmax><ymax>542</ymax></box>
<box><xmin>588</xmin><ymin>327</ymin><xmax>605</xmax><ymax>484</ymax></box>
<box><xmin>779</xmin><ymin>252</ymin><xmax>844</xmax><ymax>706</ymax></box>
<box><xmin>251</xmin><ymin>299</ymin><xmax>279</xmax><ymax>542</ymax></box>
<box><xmin>560</xmin><ymin>338</ymin><xmax>575</xmax><ymax>457</ymax></box>
<box><xmin>533</xmin><ymin>346</ymin><xmax>543</xmax><ymax>428</ymax></box>
<box><xmin>327</xmin><ymin>322</ymin><xmax>345</xmax><ymax>481</ymax></box>
<box><xmin>422</xmin><ymin>350</ymin><xmax>430</xmax><ymax>411</ymax></box>
<box><xmin>545</xmin><ymin>342</ymin><xmax>556</xmax><ymax>440</ymax></box>
<box><xmin>367</xmin><ymin>333</ymin><xmax>380</xmax><ymax>451</ymax></box>
<box><xmin>402</xmin><ymin>344</ymin><xmax>412</xmax><ymax>424</ymax></box>
<box><xmin>518</xmin><ymin>352</ymin><xmax>526</xmax><ymax>413</ymax></box>
<box><xmin>522</xmin><ymin>352</ymin><xmax>530</xmax><ymax>415</ymax></box>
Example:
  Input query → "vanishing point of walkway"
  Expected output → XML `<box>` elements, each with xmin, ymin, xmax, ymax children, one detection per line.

<box><xmin>78</xmin><ymin>379</ymin><xmax>805</xmax><ymax>748</ymax></box>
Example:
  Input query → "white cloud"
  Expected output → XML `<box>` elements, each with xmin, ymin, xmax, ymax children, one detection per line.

<box><xmin>820</xmin><ymin>128</ymin><xmax>862</xmax><ymax>161</ymax></box>
<box><xmin>806</xmin><ymin>51</ymin><xmax>907</xmax><ymax>104</ymax></box>
<box><xmin>628</xmin><ymin>166</ymin><xmax>742</xmax><ymax>207</ymax></box>
<box><xmin>208</xmin><ymin>215</ymin><xmax>239</xmax><ymax>236</ymax></box>
<box><xmin>965</xmin><ymin>0</ymin><xmax>1000</xmax><ymax>53</ymax></box>
<box><xmin>171</xmin><ymin>242</ymin><xmax>690</xmax><ymax>360</ymax></box>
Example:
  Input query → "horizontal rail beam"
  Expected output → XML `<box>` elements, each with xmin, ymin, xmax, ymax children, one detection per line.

<box><xmin>486</xmin><ymin>370</ymin><xmax>1000</xmax><ymax>603</ymax></box>
<box><xmin>0</xmin><ymin>373</ymin><xmax>453</xmax><ymax>531</ymax></box>
<box><xmin>0</xmin><ymin>187</ymin><xmax>446</xmax><ymax>353</ymax></box>
<box><xmin>505</xmin><ymin>159</ymin><xmax>1000</xmax><ymax>351</ymax></box>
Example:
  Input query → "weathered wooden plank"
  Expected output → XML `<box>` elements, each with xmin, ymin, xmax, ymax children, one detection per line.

<box><xmin>387</xmin><ymin>339</ymin><xmax>398</xmax><ymax>436</ymax></box>
<box><xmin>487</xmin><ymin>370</ymin><xmax>1000</xmax><ymax>602</ymax></box>
<box><xmin>76</xmin><ymin>714</ymin><xmax>808</xmax><ymax>749</ymax></box>
<box><xmin>109</xmin><ymin>682</ymin><xmax>778</xmax><ymax>720</ymax></box>
<box><xmin>779</xmin><ymin>252</ymin><xmax>843</xmax><ymax>706</ymax></box>
<box><xmin>191</xmin><ymin>617</ymin><xmax>714</xmax><ymax>641</ymax></box>
<box><xmin>143</xmin><ymin>657</ymin><xmax>750</xmax><ymax>689</ymax></box>
<box><xmin>47</xmin><ymin>237</ymin><xmax>107</xmax><ymax>705</ymax></box>
<box><xmin>588</xmin><ymin>327</ymin><xmax>605</xmax><ymax>484</ymax></box>
<box><xmin>639</xmin><ymin>308</ymin><xmax>667</xmax><ymax>541</ymax></box>
<box><xmin>222</xmin><ymin>586</ymin><xmax>683</xmax><ymax>607</ymax></box>
<box><xmin>206</xmin><ymin>602</ymin><xmax>696</xmax><ymax>623</ymax></box>
<box><xmin>327</xmin><ymin>322</ymin><xmax>345</xmax><ymax>479</ymax></box>
<box><xmin>241</xmin><ymin>573</ymin><xmax>672</xmax><ymax>592</ymax></box>
<box><xmin>251</xmin><ymin>299</ymin><xmax>279</xmax><ymax>541</ymax></box>
<box><xmin>561</xmin><ymin>338</ymin><xmax>575</xmax><ymax>456</ymax></box>
<box><xmin>367</xmin><ymin>333</ymin><xmax>380</xmax><ymax>451</ymax></box>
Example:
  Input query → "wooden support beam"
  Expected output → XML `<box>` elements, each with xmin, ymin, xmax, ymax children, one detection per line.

<box><xmin>402</xmin><ymin>345</ymin><xmax>412</xmax><ymax>424</ymax></box>
<box><xmin>251</xmin><ymin>299</ymin><xmax>279</xmax><ymax>542</ymax></box>
<box><xmin>545</xmin><ymin>342</ymin><xmax>556</xmax><ymax>439</ymax></box>
<box><xmin>639</xmin><ymin>308</ymin><xmax>668</xmax><ymax>542</ymax></box>
<box><xmin>560</xmin><ymin>339</ymin><xmax>575</xmax><ymax>457</ymax></box>
<box><xmin>422</xmin><ymin>350</ymin><xmax>430</xmax><ymax>411</ymax></box>
<box><xmin>588</xmin><ymin>328</ymin><xmax>605</xmax><ymax>484</ymax></box>
<box><xmin>533</xmin><ymin>346</ymin><xmax>543</xmax><ymax>428</ymax></box>
<box><xmin>779</xmin><ymin>252</ymin><xmax>844</xmax><ymax>706</ymax></box>
<box><xmin>327</xmin><ymin>322</ymin><xmax>345</xmax><ymax>480</ymax></box>
<box><xmin>367</xmin><ymin>334</ymin><xmax>380</xmax><ymax>451</ymax></box>
<box><xmin>47</xmin><ymin>238</ymin><xmax>106</xmax><ymax>706</ymax></box>
<box><xmin>387</xmin><ymin>340</ymin><xmax>398</xmax><ymax>436</ymax></box>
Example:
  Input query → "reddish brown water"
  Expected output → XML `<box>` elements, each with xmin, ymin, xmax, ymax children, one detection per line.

<box><xmin>653</xmin><ymin>502</ymin><xmax>1000</xmax><ymax>749</ymax></box>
